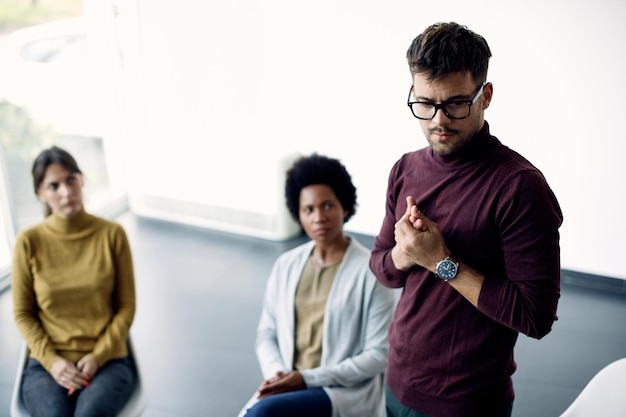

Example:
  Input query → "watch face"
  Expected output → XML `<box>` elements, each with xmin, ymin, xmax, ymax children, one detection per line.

<box><xmin>437</xmin><ymin>259</ymin><xmax>458</xmax><ymax>281</ymax></box>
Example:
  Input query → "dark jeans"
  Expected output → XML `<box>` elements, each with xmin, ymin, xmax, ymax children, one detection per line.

<box><xmin>244</xmin><ymin>388</ymin><xmax>332</xmax><ymax>417</ymax></box>
<box><xmin>22</xmin><ymin>356</ymin><xmax>135</xmax><ymax>417</ymax></box>
<box><xmin>386</xmin><ymin>384</ymin><xmax>513</xmax><ymax>417</ymax></box>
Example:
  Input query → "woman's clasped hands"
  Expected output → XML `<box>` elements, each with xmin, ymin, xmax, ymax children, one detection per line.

<box><xmin>257</xmin><ymin>371</ymin><xmax>306</xmax><ymax>399</ymax></box>
<box><xmin>50</xmin><ymin>354</ymin><xmax>98</xmax><ymax>395</ymax></box>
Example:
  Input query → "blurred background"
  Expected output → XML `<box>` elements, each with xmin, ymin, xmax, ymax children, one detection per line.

<box><xmin>1</xmin><ymin>0</ymin><xmax>625</xmax><ymax>288</ymax></box>
<box><xmin>1</xmin><ymin>2</ymin><xmax>625</xmax><ymax>416</ymax></box>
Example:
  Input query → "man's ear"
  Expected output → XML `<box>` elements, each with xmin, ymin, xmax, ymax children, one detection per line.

<box><xmin>482</xmin><ymin>82</ymin><xmax>493</xmax><ymax>110</ymax></box>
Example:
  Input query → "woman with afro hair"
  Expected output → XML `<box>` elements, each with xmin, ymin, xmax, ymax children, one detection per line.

<box><xmin>238</xmin><ymin>153</ymin><xmax>396</xmax><ymax>417</ymax></box>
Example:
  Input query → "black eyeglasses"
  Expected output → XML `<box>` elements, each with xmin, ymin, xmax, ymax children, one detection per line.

<box><xmin>407</xmin><ymin>82</ymin><xmax>486</xmax><ymax>120</ymax></box>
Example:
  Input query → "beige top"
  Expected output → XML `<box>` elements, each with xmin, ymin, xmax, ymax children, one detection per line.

<box><xmin>293</xmin><ymin>259</ymin><xmax>339</xmax><ymax>370</ymax></box>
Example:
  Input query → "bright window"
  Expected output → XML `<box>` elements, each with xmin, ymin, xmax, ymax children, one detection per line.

<box><xmin>0</xmin><ymin>0</ymin><xmax>128</xmax><ymax>291</ymax></box>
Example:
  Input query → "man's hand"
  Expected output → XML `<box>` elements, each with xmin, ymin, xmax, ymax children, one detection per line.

<box><xmin>391</xmin><ymin>196</ymin><xmax>449</xmax><ymax>272</ymax></box>
<box><xmin>257</xmin><ymin>371</ymin><xmax>306</xmax><ymax>399</ymax></box>
<box><xmin>393</xmin><ymin>197</ymin><xmax>485</xmax><ymax>305</ymax></box>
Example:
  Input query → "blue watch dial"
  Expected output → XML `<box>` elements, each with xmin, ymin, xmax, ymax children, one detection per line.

<box><xmin>436</xmin><ymin>258</ymin><xmax>458</xmax><ymax>281</ymax></box>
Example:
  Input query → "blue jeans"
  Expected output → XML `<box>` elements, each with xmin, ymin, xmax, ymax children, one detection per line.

<box><xmin>385</xmin><ymin>384</ymin><xmax>513</xmax><ymax>417</ymax></box>
<box><xmin>22</xmin><ymin>357</ymin><xmax>135</xmax><ymax>417</ymax></box>
<box><xmin>244</xmin><ymin>388</ymin><xmax>332</xmax><ymax>417</ymax></box>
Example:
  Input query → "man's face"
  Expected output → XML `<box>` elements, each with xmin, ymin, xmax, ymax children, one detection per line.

<box><xmin>410</xmin><ymin>71</ymin><xmax>492</xmax><ymax>156</ymax></box>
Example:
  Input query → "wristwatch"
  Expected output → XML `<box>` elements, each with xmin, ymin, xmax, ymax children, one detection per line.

<box><xmin>435</xmin><ymin>256</ymin><xmax>459</xmax><ymax>282</ymax></box>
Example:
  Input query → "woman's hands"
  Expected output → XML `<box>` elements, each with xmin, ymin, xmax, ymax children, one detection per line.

<box><xmin>50</xmin><ymin>354</ymin><xmax>98</xmax><ymax>394</ymax></box>
<box><xmin>257</xmin><ymin>371</ymin><xmax>306</xmax><ymax>399</ymax></box>
<box><xmin>76</xmin><ymin>353</ymin><xmax>99</xmax><ymax>378</ymax></box>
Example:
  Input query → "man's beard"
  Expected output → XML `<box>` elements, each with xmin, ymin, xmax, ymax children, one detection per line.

<box><xmin>426</xmin><ymin>120</ymin><xmax>481</xmax><ymax>156</ymax></box>
<box><xmin>427</xmin><ymin>129</ymin><xmax>472</xmax><ymax>156</ymax></box>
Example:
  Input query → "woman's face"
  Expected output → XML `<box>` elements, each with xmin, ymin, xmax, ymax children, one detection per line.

<box><xmin>37</xmin><ymin>163</ymin><xmax>84</xmax><ymax>218</ymax></box>
<box><xmin>298</xmin><ymin>184</ymin><xmax>348</xmax><ymax>246</ymax></box>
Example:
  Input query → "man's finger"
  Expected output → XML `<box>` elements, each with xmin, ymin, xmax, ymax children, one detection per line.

<box><xmin>406</xmin><ymin>196</ymin><xmax>417</xmax><ymax>210</ymax></box>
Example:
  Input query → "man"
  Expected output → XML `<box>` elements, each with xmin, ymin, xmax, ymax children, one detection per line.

<box><xmin>370</xmin><ymin>22</ymin><xmax>563</xmax><ymax>417</ymax></box>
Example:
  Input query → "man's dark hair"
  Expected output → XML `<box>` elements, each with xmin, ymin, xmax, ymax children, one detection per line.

<box><xmin>407</xmin><ymin>22</ymin><xmax>492</xmax><ymax>83</ymax></box>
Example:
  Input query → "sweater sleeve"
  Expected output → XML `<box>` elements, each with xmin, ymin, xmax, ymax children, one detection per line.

<box><xmin>370</xmin><ymin>159</ymin><xmax>412</xmax><ymax>289</ymax></box>
<box><xmin>12</xmin><ymin>231</ymin><xmax>60</xmax><ymax>369</ymax></box>
<box><xmin>477</xmin><ymin>170</ymin><xmax>563</xmax><ymax>339</ymax></box>
<box><xmin>91</xmin><ymin>224</ymin><xmax>136</xmax><ymax>365</ymax></box>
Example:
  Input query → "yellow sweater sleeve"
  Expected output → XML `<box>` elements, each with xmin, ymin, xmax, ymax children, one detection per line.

<box><xmin>91</xmin><ymin>224</ymin><xmax>136</xmax><ymax>365</ymax></box>
<box><xmin>12</xmin><ymin>231</ymin><xmax>59</xmax><ymax>368</ymax></box>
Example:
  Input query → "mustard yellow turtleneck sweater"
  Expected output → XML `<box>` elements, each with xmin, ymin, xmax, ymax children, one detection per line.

<box><xmin>12</xmin><ymin>209</ymin><xmax>136</xmax><ymax>371</ymax></box>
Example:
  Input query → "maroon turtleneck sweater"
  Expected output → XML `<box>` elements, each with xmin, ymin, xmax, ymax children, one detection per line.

<box><xmin>370</xmin><ymin>121</ymin><xmax>563</xmax><ymax>417</ymax></box>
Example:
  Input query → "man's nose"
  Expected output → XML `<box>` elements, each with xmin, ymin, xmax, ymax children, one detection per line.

<box><xmin>432</xmin><ymin>106</ymin><xmax>452</xmax><ymax>124</ymax></box>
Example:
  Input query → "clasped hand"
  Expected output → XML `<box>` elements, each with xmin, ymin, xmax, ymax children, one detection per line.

<box><xmin>392</xmin><ymin>196</ymin><xmax>450</xmax><ymax>272</ymax></box>
<box><xmin>256</xmin><ymin>370</ymin><xmax>306</xmax><ymax>399</ymax></box>
<box><xmin>50</xmin><ymin>354</ymin><xmax>98</xmax><ymax>393</ymax></box>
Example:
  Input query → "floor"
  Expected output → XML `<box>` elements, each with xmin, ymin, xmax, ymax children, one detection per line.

<box><xmin>1</xmin><ymin>211</ymin><xmax>625</xmax><ymax>417</ymax></box>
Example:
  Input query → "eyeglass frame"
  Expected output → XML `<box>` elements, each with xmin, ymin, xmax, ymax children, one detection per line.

<box><xmin>407</xmin><ymin>82</ymin><xmax>486</xmax><ymax>120</ymax></box>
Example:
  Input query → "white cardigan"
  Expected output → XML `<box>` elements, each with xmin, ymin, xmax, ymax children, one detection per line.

<box><xmin>243</xmin><ymin>237</ymin><xmax>396</xmax><ymax>417</ymax></box>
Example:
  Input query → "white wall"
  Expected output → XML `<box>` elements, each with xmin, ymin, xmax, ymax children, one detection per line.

<box><xmin>113</xmin><ymin>0</ymin><xmax>626</xmax><ymax>279</ymax></box>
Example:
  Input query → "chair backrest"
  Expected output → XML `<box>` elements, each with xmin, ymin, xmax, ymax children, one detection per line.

<box><xmin>11</xmin><ymin>337</ymin><xmax>147</xmax><ymax>417</ymax></box>
<box><xmin>559</xmin><ymin>358</ymin><xmax>626</xmax><ymax>417</ymax></box>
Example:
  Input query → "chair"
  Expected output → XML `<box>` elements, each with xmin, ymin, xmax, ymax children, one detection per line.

<box><xmin>11</xmin><ymin>337</ymin><xmax>147</xmax><ymax>417</ymax></box>
<box><xmin>237</xmin><ymin>392</ymin><xmax>260</xmax><ymax>417</ymax></box>
<box><xmin>559</xmin><ymin>358</ymin><xmax>626</xmax><ymax>417</ymax></box>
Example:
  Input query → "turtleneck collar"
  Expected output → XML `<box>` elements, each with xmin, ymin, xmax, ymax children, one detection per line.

<box><xmin>431</xmin><ymin>121</ymin><xmax>500</xmax><ymax>166</ymax></box>
<box><xmin>44</xmin><ymin>208</ymin><xmax>95</xmax><ymax>234</ymax></box>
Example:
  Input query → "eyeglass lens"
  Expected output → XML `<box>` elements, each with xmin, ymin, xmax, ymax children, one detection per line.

<box><xmin>408</xmin><ymin>83</ymin><xmax>484</xmax><ymax>120</ymax></box>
